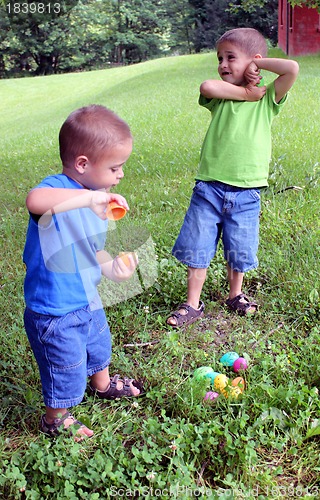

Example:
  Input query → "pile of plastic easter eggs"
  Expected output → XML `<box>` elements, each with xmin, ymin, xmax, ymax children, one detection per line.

<box><xmin>193</xmin><ymin>351</ymin><xmax>248</xmax><ymax>402</ymax></box>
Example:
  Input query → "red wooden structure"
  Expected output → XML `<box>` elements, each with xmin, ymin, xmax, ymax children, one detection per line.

<box><xmin>278</xmin><ymin>1</ymin><xmax>320</xmax><ymax>55</ymax></box>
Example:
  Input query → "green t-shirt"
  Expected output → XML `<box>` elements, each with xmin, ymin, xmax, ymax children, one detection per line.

<box><xmin>197</xmin><ymin>83</ymin><xmax>287</xmax><ymax>187</ymax></box>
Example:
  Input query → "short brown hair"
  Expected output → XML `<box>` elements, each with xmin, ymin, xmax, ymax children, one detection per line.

<box><xmin>216</xmin><ymin>28</ymin><xmax>268</xmax><ymax>58</ymax></box>
<box><xmin>59</xmin><ymin>105</ymin><xmax>132</xmax><ymax>168</ymax></box>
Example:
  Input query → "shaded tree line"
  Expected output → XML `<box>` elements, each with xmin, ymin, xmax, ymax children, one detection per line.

<box><xmin>0</xmin><ymin>0</ymin><xmax>281</xmax><ymax>77</ymax></box>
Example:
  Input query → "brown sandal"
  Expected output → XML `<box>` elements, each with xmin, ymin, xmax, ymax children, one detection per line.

<box><xmin>166</xmin><ymin>301</ymin><xmax>205</xmax><ymax>328</ymax></box>
<box><xmin>40</xmin><ymin>411</ymin><xmax>86</xmax><ymax>438</ymax></box>
<box><xmin>88</xmin><ymin>374</ymin><xmax>144</xmax><ymax>400</ymax></box>
<box><xmin>226</xmin><ymin>293</ymin><xmax>258</xmax><ymax>316</ymax></box>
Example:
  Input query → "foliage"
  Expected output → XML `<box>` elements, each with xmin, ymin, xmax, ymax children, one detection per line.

<box><xmin>189</xmin><ymin>0</ymin><xmax>278</xmax><ymax>52</ymax></box>
<box><xmin>0</xmin><ymin>50</ymin><xmax>319</xmax><ymax>497</ymax></box>
<box><xmin>0</xmin><ymin>0</ymin><xmax>167</xmax><ymax>75</ymax></box>
<box><xmin>288</xmin><ymin>0</ymin><xmax>320</xmax><ymax>7</ymax></box>
<box><xmin>0</xmin><ymin>0</ymin><xmax>80</xmax><ymax>75</ymax></box>
<box><xmin>234</xmin><ymin>0</ymin><xmax>320</xmax><ymax>13</ymax></box>
<box><xmin>0</xmin><ymin>0</ymin><xmax>280</xmax><ymax>77</ymax></box>
<box><xmin>227</xmin><ymin>0</ymin><xmax>278</xmax><ymax>43</ymax></box>
<box><xmin>162</xmin><ymin>0</ymin><xmax>196</xmax><ymax>55</ymax></box>
<box><xmin>289</xmin><ymin>0</ymin><xmax>320</xmax><ymax>6</ymax></box>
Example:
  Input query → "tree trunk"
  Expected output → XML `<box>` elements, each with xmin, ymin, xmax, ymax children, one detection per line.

<box><xmin>35</xmin><ymin>55</ymin><xmax>55</xmax><ymax>75</ymax></box>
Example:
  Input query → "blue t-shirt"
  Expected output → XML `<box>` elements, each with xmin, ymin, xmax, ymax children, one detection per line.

<box><xmin>23</xmin><ymin>174</ymin><xmax>108</xmax><ymax>315</ymax></box>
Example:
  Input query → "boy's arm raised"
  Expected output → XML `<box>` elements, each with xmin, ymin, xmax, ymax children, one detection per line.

<box><xmin>200</xmin><ymin>80</ymin><xmax>266</xmax><ymax>102</ymax></box>
<box><xmin>249</xmin><ymin>58</ymin><xmax>299</xmax><ymax>103</ymax></box>
<box><xmin>26</xmin><ymin>188</ymin><xmax>128</xmax><ymax>220</ymax></box>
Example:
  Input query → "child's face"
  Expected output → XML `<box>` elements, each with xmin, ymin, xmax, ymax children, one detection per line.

<box><xmin>217</xmin><ymin>41</ymin><xmax>253</xmax><ymax>87</ymax></box>
<box><xmin>81</xmin><ymin>138</ymin><xmax>133</xmax><ymax>191</ymax></box>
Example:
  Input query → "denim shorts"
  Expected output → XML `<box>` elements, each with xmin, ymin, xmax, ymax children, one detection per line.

<box><xmin>24</xmin><ymin>304</ymin><xmax>111</xmax><ymax>408</ymax></box>
<box><xmin>172</xmin><ymin>180</ymin><xmax>260</xmax><ymax>272</ymax></box>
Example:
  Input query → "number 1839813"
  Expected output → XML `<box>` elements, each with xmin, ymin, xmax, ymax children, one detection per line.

<box><xmin>6</xmin><ymin>3</ymin><xmax>61</xmax><ymax>14</ymax></box>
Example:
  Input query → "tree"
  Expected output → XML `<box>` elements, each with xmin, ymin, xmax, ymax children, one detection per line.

<box><xmin>165</xmin><ymin>0</ymin><xmax>195</xmax><ymax>54</ymax></box>
<box><xmin>57</xmin><ymin>0</ymin><xmax>116</xmax><ymax>72</ymax></box>
<box><xmin>107</xmin><ymin>0</ymin><xmax>168</xmax><ymax>64</ymax></box>
<box><xmin>0</xmin><ymin>0</ymin><xmax>81</xmax><ymax>75</ymax></box>
<box><xmin>0</xmin><ymin>0</ymin><xmax>170</xmax><ymax>73</ymax></box>
<box><xmin>0</xmin><ymin>0</ymin><xmax>284</xmax><ymax>77</ymax></box>
<box><xmin>188</xmin><ymin>0</ymin><xmax>278</xmax><ymax>52</ymax></box>
<box><xmin>227</xmin><ymin>0</ymin><xmax>278</xmax><ymax>44</ymax></box>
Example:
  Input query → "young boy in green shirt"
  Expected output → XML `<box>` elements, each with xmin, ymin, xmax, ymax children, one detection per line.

<box><xmin>167</xmin><ymin>27</ymin><xmax>299</xmax><ymax>327</ymax></box>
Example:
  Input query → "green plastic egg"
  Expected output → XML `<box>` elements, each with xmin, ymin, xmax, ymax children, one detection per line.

<box><xmin>193</xmin><ymin>367</ymin><xmax>220</xmax><ymax>385</ymax></box>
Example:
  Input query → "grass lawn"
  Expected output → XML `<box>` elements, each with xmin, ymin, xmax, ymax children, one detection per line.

<box><xmin>0</xmin><ymin>50</ymin><xmax>319</xmax><ymax>498</ymax></box>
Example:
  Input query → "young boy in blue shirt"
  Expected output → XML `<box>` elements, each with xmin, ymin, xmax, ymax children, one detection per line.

<box><xmin>167</xmin><ymin>28</ymin><xmax>299</xmax><ymax>327</ymax></box>
<box><xmin>24</xmin><ymin>105</ymin><xmax>143</xmax><ymax>439</ymax></box>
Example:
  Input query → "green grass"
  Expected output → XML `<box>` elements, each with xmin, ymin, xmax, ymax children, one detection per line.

<box><xmin>0</xmin><ymin>50</ymin><xmax>319</xmax><ymax>498</ymax></box>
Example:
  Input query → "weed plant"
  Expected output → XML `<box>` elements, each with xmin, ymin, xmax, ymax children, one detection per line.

<box><xmin>0</xmin><ymin>51</ymin><xmax>319</xmax><ymax>498</ymax></box>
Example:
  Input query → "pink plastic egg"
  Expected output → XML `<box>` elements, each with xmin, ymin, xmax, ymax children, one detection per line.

<box><xmin>233</xmin><ymin>357</ymin><xmax>248</xmax><ymax>372</ymax></box>
<box><xmin>203</xmin><ymin>391</ymin><xmax>219</xmax><ymax>402</ymax></box>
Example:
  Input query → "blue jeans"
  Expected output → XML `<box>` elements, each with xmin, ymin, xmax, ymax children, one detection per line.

<box><xmin>24</xmin><ymin>304</ymin><xmax>111</xmax><ymax>408</ymax></box>
<box><xmin>172</xmin><ymin>181</ymin><xmax>260</xmax><ymax>272</ymax></box>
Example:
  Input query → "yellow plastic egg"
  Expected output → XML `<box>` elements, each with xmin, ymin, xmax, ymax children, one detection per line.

<box><xmin>214</xmin><ymin>374</ymin><xmax>229</xmax><ymax>393</ymax></box>
<box><xmin>227</xmin><ymin>386</ymin><xmax>242</xmax><ymax>399</ymax></box>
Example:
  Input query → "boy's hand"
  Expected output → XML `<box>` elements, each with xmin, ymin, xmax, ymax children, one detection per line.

<box><xmin>112</xmin><ymin>252</ymin><xmax>138</xmax><ymax>282</ymax></box>
<box><xmin>244</xmin><ymin>61</ymin><xmax>261</xmax><ymax>86</ymax></box>
<box><xmin>97</xmin><ymin>250</ymin><xmax>138</xmax><ymax>282</ymax></box>
<box><xmin>249</xmin><ymin>57</ymin><xmax>299</xmax><ymax>103</ymax></box>
<box><xmin>89</xmin><ymin>190</ymin><xmax>129</xmax><ymax>220</ymax></box>
<box><xmin>244</xmin><ymin>84</ymin><xmax>266</xmax><ymax>101</ymax></box>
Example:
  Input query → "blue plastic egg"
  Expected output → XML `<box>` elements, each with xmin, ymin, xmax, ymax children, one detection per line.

<box><xmin>219</xmin><ymin>351</ymin><xmax>240</xmax><ymax>367</ymax></box>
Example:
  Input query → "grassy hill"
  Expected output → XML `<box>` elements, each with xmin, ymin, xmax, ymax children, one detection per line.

<box><xmin>0</xmin><ymin>51</ymin><xmax>319</xmax><ymax>498</ymax></box>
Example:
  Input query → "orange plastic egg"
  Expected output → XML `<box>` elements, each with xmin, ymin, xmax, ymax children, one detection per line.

<box><xmin>119</xmin><ymin>252</ymin><xmax>131</xmax><ymax>266</ymax></box>
<box><xmin>106</xmin><ymin>202</ymin><xmax>127</xmax><ymax>220</ymax></box>
<box><xmin>231</xmin><ymin>376</ymin><xmax>245</xmax><ymax>393</ymax></box>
